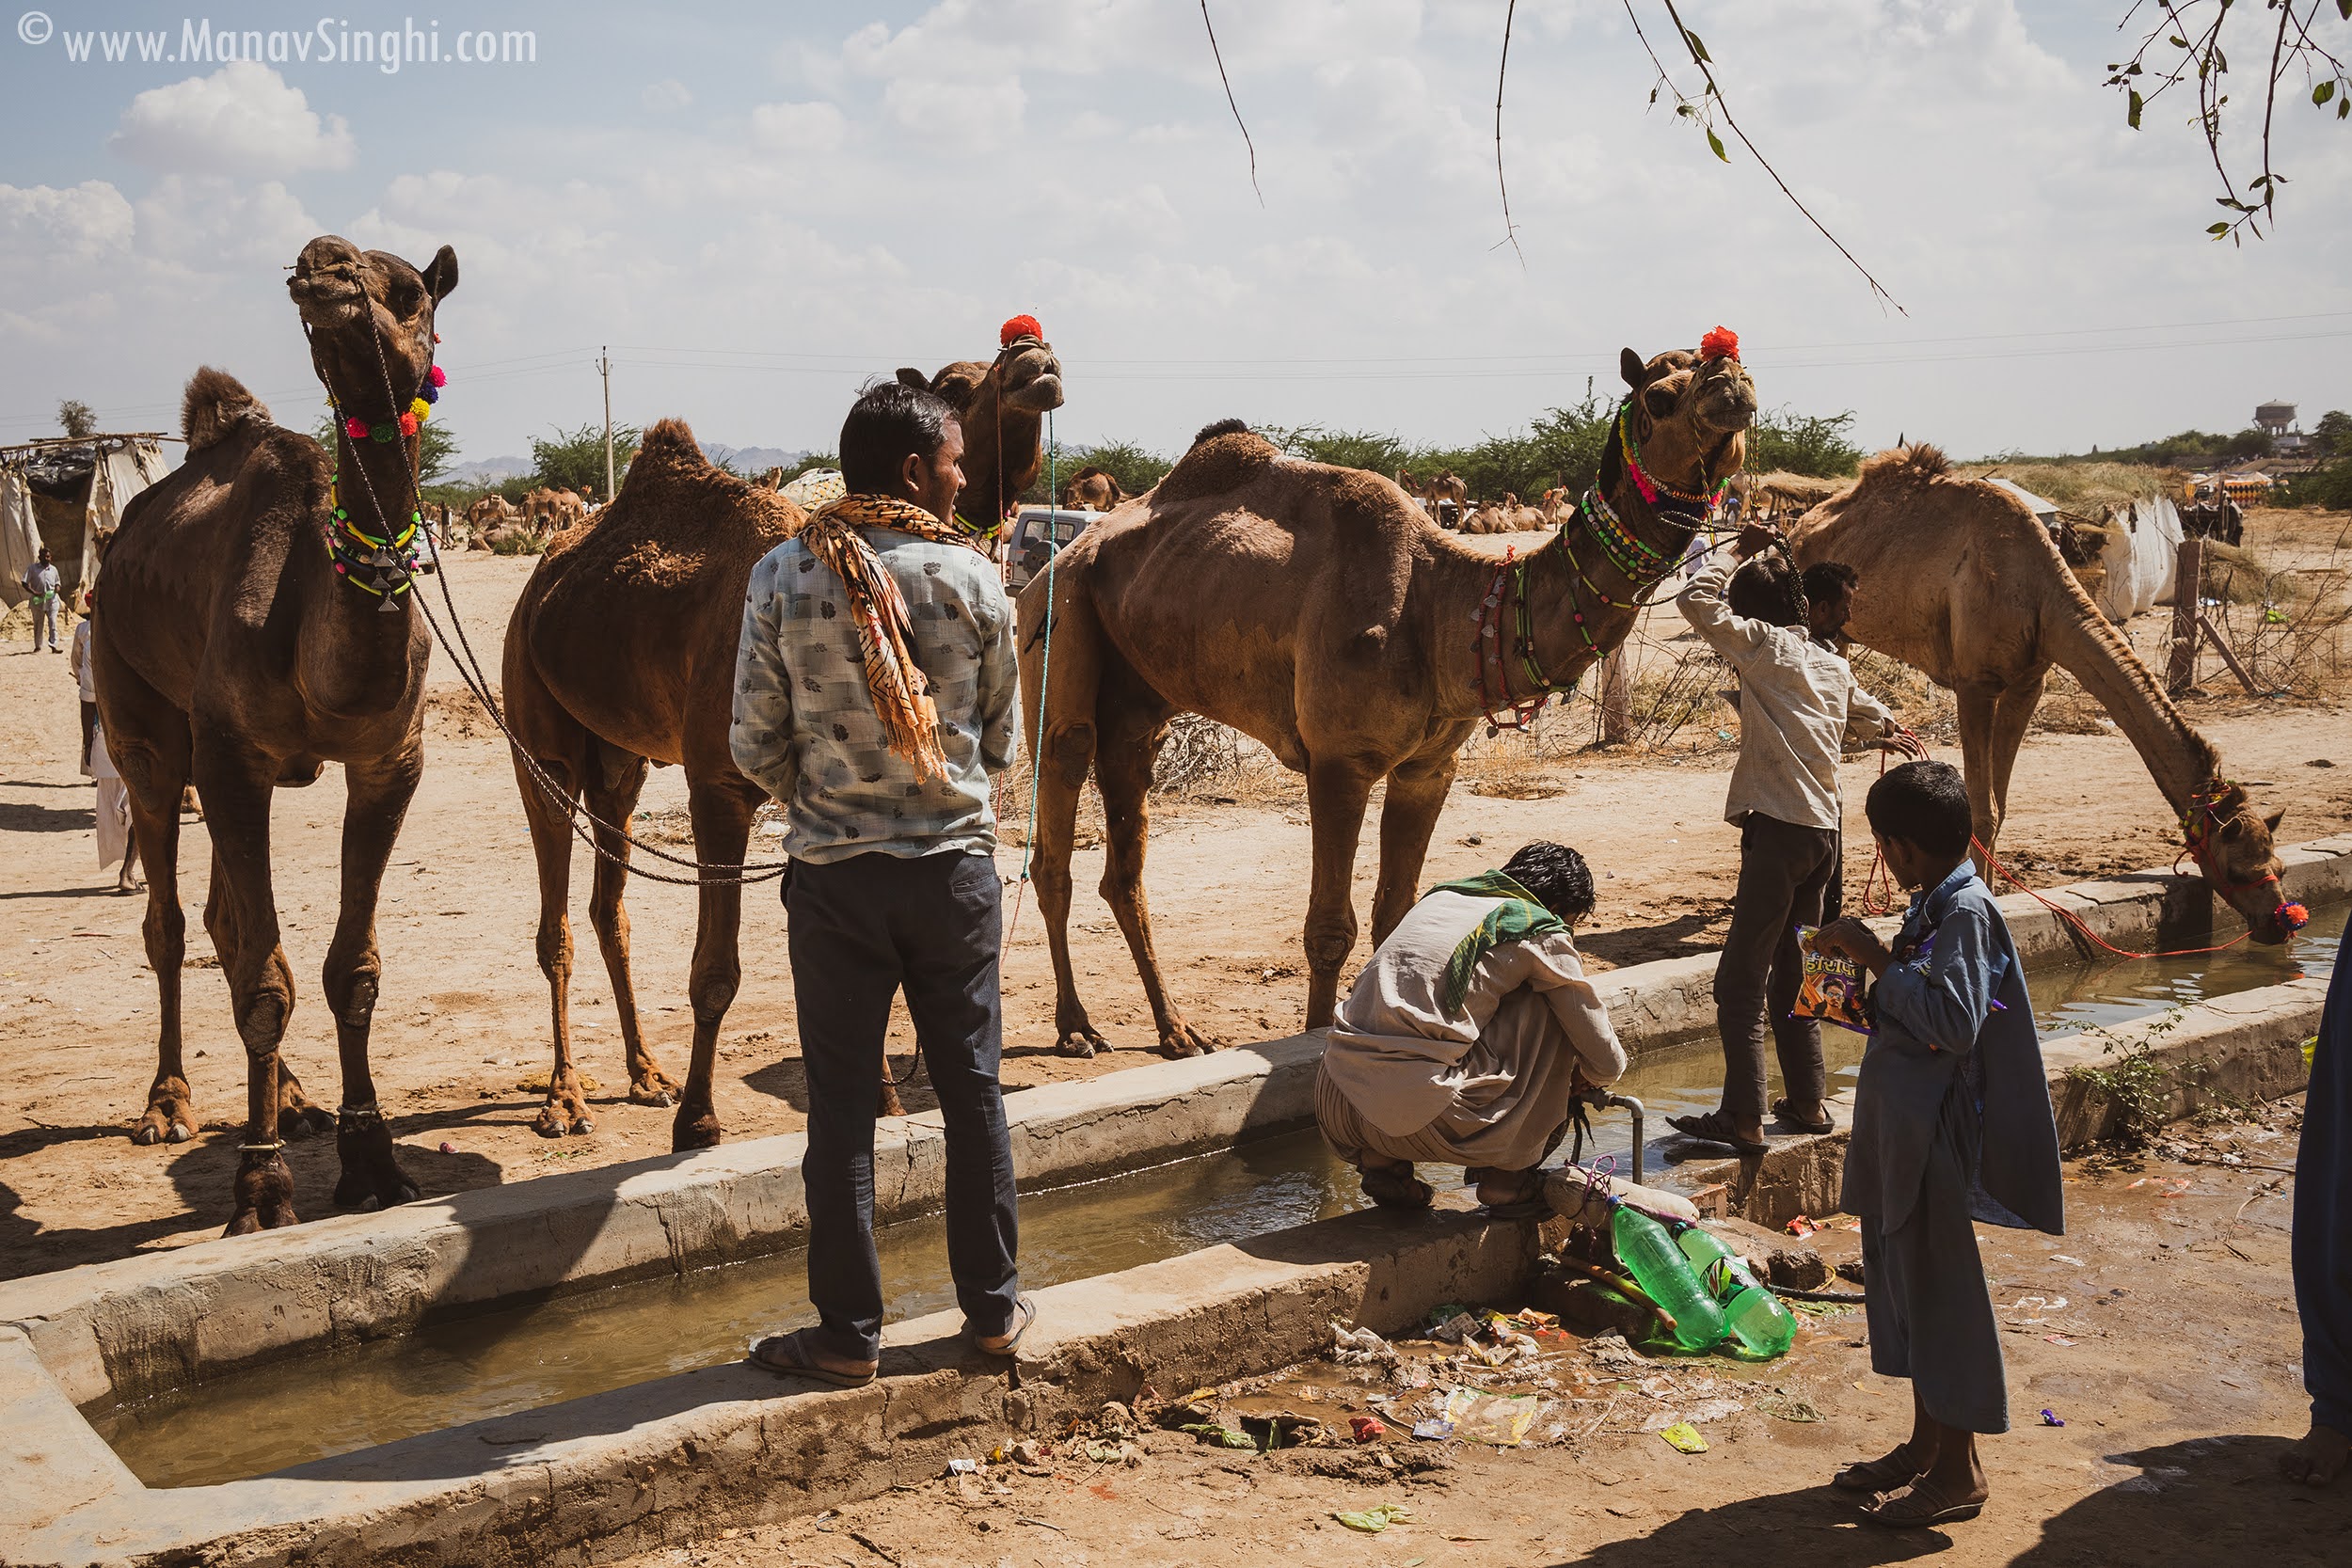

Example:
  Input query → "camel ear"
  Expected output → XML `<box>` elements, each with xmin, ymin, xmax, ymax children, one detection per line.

<box><xmin>896</xmin><ymin>367</ymin><xmax>929</xmax><ymax>391</ymax></box>
<box><xmin>1620</xmin><ymin>347</ymin><xmax>1647</xmax><ymax>388</ymax></box>
<box><xmin>2262</xmin><ymin>807</ymin><xmax>2285</xmax><ymax>835</ymax></box>
<box><xmin>422</xmin><ymin>245</ymin><xmax>458</xmax><ymax>301</ymax></box>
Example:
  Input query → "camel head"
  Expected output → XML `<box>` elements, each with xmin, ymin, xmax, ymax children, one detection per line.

<box><xmin>1607</xmin><ymin>340</ymin><xmax>1758</xmax><ymax>504</ymax></box>
<box><xmin>898</xmin><ymin>321</ymin><xmax>1066</xmax><ymax>528</ymax></box>
<box><xmin>288</xmin><ymin>235</ymin><xmax>457</xmax><ymax>433</ymax></box>
<box><xmin>2183</xmin><ymin>782</ymin><xmax>2297</xmax><ymax>944</ymax></box>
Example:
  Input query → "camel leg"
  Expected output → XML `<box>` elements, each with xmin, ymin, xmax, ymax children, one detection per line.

<box><xmin>326</xmin><ymin>748</ymin><xmax>423</xmax><ymax>1213</ymax></box>
<box><xmin>1095</xmin><ymin>703</ymin><xmax>1213</xmax><ymax>1058</ymax></box>
<box><xmin>1302</xmin><ymin>758</ymin><xmax>1377</xmax><ymax>1030</ymax></box>
<box><xmin>1955</xmin><ymin>684</ymin><xmax>2003</xmax><ymax>871</ymax></box>
<box><xmin>1025</xmin><ymin>590</ymin><xmax>1111</xmax><ymax>1058</ymax></box>
<box><xmin>675</xmin><ymin>778</ymin><xmax>758</xmax><ymax>1150</ymax></box>
<box><xmin>581</xmin><ymin>744</ymin><xmax>680</xmax><ymax>1111</ymax></box>
<box><xmin>192</xmin><ymin>738</ymin><xmax>300</xmax><ymax>1235</ymax></box>
<box><xmin>110</xmin><ymin>701</ymin><xmax>196</xmax><ymax>1146</ymax></box>
<box><xmin>1368</xmin><ymin>751</ymin><xmax>1459</xmax><ymax>946</ymax></box>
<box><xmin>1983</xmin><ymin>668</ymin><xmax>2047</xmax><ymax>856</ymax></box>
<box><xmin>512</xmin><ymin>724</ymin><xmax>598</xmax><ymax>1139</ymax></box>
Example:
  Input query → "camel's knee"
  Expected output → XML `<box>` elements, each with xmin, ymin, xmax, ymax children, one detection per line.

<box><xmin>144</xmin><ymin>899</ymin><xmax>183</xmax><ymax>956</ymax></box>
<box><xmin>323</xmin><ymin>955</ymin><xmax>380</xmax><ymax>1030</ymax></box>
<box><xmin>1302</xmin><ymin>913</ymin><xmax>1359</xmax><ymax>974</ymax></box>
<box><xmin>1043</xmin><ymin>722</ymin><xmax>1097</xmax><ymax>788</ymax></box>
<box><xmin>234</xmin><ymin>986</ymin><xmax>293</xmax><ymax>1053</ymax></box>
<box><xmin>588</xmin><ymin>891</ymin><xmax>630</xmax><ymax>944</ymax></box>
<box><xmin>690</xmin><ymin>961</ymin><xmax>740</xmax><ymax>1024</ymax></box>
<box><xmin>536</xmin><ymin>915</ymin><xmax>573</xmax><ymax>979</ymax></box>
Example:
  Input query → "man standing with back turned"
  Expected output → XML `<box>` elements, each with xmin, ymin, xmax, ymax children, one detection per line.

<box><xmin>732</xmin><ymin>378</ymin><xmax>1027</xmax><ymax>1387</ymax></box>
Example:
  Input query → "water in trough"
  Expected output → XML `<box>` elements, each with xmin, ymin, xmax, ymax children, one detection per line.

<box><xmin>91</xmin><ymin>902</ymin><xmax>2343</xmax><ymax>1486</ymax></box>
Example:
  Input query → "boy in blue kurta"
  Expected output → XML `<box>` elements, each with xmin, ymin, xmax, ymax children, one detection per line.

<box><xmin>1813</xmin><ymin>761</ymin><xmax>2064</xmax><ymax>1528</ymax></box>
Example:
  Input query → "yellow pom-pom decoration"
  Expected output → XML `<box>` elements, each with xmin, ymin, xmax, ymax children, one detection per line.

<box><xmin>410</xmin><ymin>397</ymin><xmax>432</xmax><ymax>421</ymax></box>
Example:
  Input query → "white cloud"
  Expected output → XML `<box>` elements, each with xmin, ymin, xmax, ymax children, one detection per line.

<box><xmin>642</xmin><ymin>78</ymin><xmax>694</xmax><ymax>113</ymax></box>
<box><xmin>0</xmin><ymin>182</ymin><xmax>135</xmax><ymax>264</ymax></box>
<box><xmin>751</xmin><ymin>100</ymin><xmax>849</xmax><ymax>155</ymax></box>
<box><xmin>107</xmin><ymin>61</ymin><xmax>355</xmax><ymax>178</ymax></box>
<box><xmin>134</xmin><ymin>176</ymin><xmax>319</xmax><ymax>269</ymax></box>
<box><xmin>881</xmin><ymin>75</ymin><xmax>1026</xmax><ymax>148</ymax></box>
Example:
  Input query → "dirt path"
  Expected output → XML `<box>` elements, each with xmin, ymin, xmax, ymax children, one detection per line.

<box><xmin>3</xmin><ymin>538</ymin><xmax>2347</xmax><ymax>1275</ymax></box>
<box><xmin>604</xmin><ymin>1120</ymin><xmax>2347</xmax><ymax>1568</ymax></box>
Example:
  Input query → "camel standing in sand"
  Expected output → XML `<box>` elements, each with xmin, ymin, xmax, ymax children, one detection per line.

<box><xmin>93</xmin><ymin>236</ymin><xmax>457</xmax><ymax>1233</ymax></box>
<box><xmin>501</xmin><ymin>330</ymin><xmax>1063</xmax><ymax>1146</ymax></box>
<box><xmin>1022</xmin><ymin>345</ymin><xmax>1756</xmax><ymax>1055</ymax></box>
<box><xmin>1060</xmin><ymin>466</ymin><xmax>1124</xmax><ymax>512</ymax></box>
<box><xmin>1790</xmin><ymin>446</ymin><xmax>2294</xmax><ymax>943</ymax></box>
<box><xmin>1424</xmin><ymin>470</ymin><xmax>1468</xmax><ymax>528</ymax></box>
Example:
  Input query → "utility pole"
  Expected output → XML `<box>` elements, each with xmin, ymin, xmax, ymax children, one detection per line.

<box><xmin>597</xmin><ymin>346</ymin><xmax>614</xmax><ymax>504</ymax></box>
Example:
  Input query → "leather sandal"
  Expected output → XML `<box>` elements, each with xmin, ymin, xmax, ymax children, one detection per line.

<box><xmin>1359</xmin><ymin>1164</ymin><xmax>1434</xmax><ymax>1211</ymax></box>
<box><xmin>1833</xmin><ymin>1449</ymin><xmax>1929</xmax><ymax>1493</ymax></box>
<box><xmin>964</xmin><ymin>1293</ymin><xmax>1036</xmax><ymax>1357</ymax></box>
<box><xmin>748</xmin><ymin>1328</ymin><xmax>877</xmax><ymax>1388</ymax></box>
<box><xmin>1772</xmin><ymin>1098</ymin><xmax>1836</xmax><ymax>1134</ymax></box>
<box><xmin>1859</xmin><ymin>1478</ymin><xmax>1987</xmax><ymax>1528</ymax></box>
<box><xmin>1664</xmin><ymin>1110</ymin><xmax>1768</xmax><ymax>1158</ymax></box>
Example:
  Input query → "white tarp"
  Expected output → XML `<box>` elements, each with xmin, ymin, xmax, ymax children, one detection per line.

<box><xmin>79</xmin><ymin>439</ymin><xmax>167</xmax><ymax>593</ymax></box>
<box><xmin>0</xmin><ymin>468</ymin><xmax>39</xmax><ymax>609</ymax></box>
<box><xmin>2091</xmin><ymin>496</ymin><xmax>2184</xmax><ymax>621</ymax></box>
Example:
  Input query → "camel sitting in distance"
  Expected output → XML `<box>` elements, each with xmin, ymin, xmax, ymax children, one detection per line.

<box><xmin>501</xmin><ymin>327</ymin><xmax>1063</xmax><ymax>1146</ymax></box>
<box><xmin>1021</xmin><ymin>344</ymin><xmax>1756</xmax><ymax>1055</ymax></box>
<box><xmin>94</xmin><ymin>235</ymin><xmax>458</xmax><ymax>1233</ymax></box>
<box><xmin>1790</xmin><ymin>446</ymin><xmax>2295</xmax><ymax>943</ymax></box>
<box><xmin>1060</xmin><ymin>466</ymin><xmax>1125</xmax><ymax>512</ymax></box>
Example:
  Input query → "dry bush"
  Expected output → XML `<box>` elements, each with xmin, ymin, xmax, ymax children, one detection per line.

<box><xmin>1955</xmin><ymin>461</ymin><xmax>2179</xmax><ymax>510</ymax></box>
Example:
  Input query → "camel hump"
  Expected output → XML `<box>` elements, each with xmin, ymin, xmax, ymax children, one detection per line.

<box><xmin>630</xmin><ymin>417</ymin><xmax>713</xmax><ymax>478</ymax></box>
<box><xmin>182</xmin><ymin>366</ymin><xmax>271</xmax><ymax>451</ymax></box>
<box><xmin>1856</xmin><ymin>442</ymin><xmax>1948</xmax><ymax>483</ymax></box>
<box><xmin>1155</xmin><ymin>420</ymin><xmax>1278</xmax><ymax>504</ymax></box>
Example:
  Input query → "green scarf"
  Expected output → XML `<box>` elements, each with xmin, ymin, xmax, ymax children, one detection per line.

<box><xmin>1425</xmin><ymin>870</ymin><xmax>1566</xmax><ymax>1020</ymax></box>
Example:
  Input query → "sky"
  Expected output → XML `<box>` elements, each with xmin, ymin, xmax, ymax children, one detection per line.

<box><xmin>2</xmin><ymin>0</ymin><xmax>2348</xmax><ymax>467</ymax></box>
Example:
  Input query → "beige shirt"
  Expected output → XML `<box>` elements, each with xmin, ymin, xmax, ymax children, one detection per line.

<box><xmin>1677</xmin><ymin>549</ymin><xmax>1895</xmax><ymax>831</ymax></box>
<box><xmin>1323</xmin><ymin>889</ymin><xmax>1629</xmax><ymax>1139</ymax></box>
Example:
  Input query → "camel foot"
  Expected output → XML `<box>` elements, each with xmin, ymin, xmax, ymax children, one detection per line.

<box><xmin>2280</xmin><ymin>1424</ymin><xmax>2350</xmax><ymax>1486</ymax></box>
<box><xmin>533</xmin><ymin>1081</ymin><xmax>596</xmax><ymax>1138</ymax></box>
<box><xmin>879</xmin><ymin>1082</ymin><xmax>908</xmax><ymax>1119</ymax></box>
<box><xmin>135</xmin><ymin>1080</ymin><xmax>197</xmax><ymax>1146</ymax></box>
<box><xmin>225</xmin><ymin>1152</ymin><xmax>299</xmax><ymax>1235</ymax></box>
<box><xmin>1156</xmin><ymin>1022</ymin><xmax>1218</xmax><ymax>1060</ymax></box>
<box><xmin>627</xmin><ymin>1065</ymin><xmax>680</xmax><ymax>1109</ymax></box>
<box><xmin>332</xmin><ymin>1110</ymin><xmax>420</xmax><ymax>1212</ymax></box>
<box><xmin>672</xmin><ymin>1104</ymin><xmax>723</xmax><ymax>1151</ymax></box>
<box><xmin>277</xmin><ymin>1088</ymin><xmax>337</xmax><ymax>1143</ymax></box>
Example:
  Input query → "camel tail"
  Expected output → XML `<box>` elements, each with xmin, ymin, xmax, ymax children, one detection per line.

<box><xmin>182</xmin><ymin>367</ymin><xmax>271</xmax><ymax>451</ymax></box>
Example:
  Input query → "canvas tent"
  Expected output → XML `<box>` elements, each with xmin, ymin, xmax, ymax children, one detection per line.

<box><xmin>0</xmin><ymin>435</ymin><xmax>170</xmax><ymax>602</ymax></box>
<box><xmin>0</xmin><ymin>467</ymin><xmax>39</xmax><ymax>609</ymax></box>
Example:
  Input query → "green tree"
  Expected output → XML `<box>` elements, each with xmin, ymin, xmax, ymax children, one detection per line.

<box><xmin>1746</xmin><ymin>406</ymin><xmax>1864</xmax><ymax>477</ymax></box>
<box><xmin>531</xmin><ymin>421</ymin><xmax>640</xmax><ymax>496</ymax></box>
<box><xmin>2315</xmin><ymin>408</ymin><xmax>2352</xmax><ymax>456</ymax></box>
<box><xmin>57</xmin><ymin>399</ymin><xmax>96</xmax><ymax>438</ymax></box>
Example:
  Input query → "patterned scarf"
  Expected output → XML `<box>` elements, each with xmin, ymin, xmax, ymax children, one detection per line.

<box><xmin>798</xmin><ymin>493</ymin><xmax>992</xmax><ymax>782</ymax></box>
<box><xmin>1424</xmin><ymin>870</ymin><xmax>1568</xmax><ymax>1020</ymax></box>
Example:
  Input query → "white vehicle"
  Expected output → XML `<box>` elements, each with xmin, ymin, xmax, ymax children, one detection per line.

<box><xmin>1005</xmin><ymin>505</ymin><xmax>1101</xmax><ymax>593</ymax></box>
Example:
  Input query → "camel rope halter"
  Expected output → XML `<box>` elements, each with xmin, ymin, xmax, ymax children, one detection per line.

<box><xmin>2176</xmin><ymin>780</ymin><xmax>2307</xmax><ymax>933</ymax></box>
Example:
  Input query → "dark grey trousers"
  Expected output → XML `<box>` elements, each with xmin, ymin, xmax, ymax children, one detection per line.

<box><xmin>787</xmin><ymin>849</ymin><xmax>1019</xmax><ymax>1362</ymax></box>
<box><xmin>1711</xmin><ymin>812</ymin><xmax>1840</xmax><ymax>1125</ymax></box>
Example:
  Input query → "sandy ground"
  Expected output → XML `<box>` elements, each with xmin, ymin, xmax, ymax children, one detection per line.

<box><xmin>602</xmin><ymin>1116</ymin><xmax>2348</xmax><ymax>1568</ymax></box>
<box><xmin>3</xmin><ymin>518</ymin><xmax>2348</xmax><ymax>1275</ymax></box>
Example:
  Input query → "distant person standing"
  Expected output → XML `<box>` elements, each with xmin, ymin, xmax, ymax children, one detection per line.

<box><xmin>69</xmin><ymin>595</ymin><xmax>97</xmax><ymax>773</ymax></box>
<box><xmin>732</xmin><ymin>377</ymin><xmax>1025</xmax><ymax>1387</ymax></box>
<box><xmin>22</xmin><ymin>546</ymin><xmax>61</xmax><ymax>652</ymax></box>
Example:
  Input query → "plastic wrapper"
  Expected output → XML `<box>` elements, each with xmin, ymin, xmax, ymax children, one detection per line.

<box><xmin>1790</xmin><ymin>926</ymin><xmax>1871</xmax><ymax>1034</ymax></box>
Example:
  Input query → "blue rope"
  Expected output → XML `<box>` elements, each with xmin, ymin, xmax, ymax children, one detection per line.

<box><xmin>1017</xmin><ymin>406</ymin><xmax>1058</xmax><ymax>890</ymax></box>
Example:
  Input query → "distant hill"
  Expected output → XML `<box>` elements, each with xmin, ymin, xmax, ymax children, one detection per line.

<box><xmin>701</xmin><ymin>442</ymin><xmax>809</xmax><ymax>475</ymax></box>
<box><xmin>445</xmin><ymin>454</ymin><xmax>532</xmax><ymax>485</ymax></box>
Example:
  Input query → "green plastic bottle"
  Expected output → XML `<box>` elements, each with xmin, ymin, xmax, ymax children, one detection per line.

<box><xmin>1608</xmin><ymin>1200</ymin><xmax>1726</xmax><ymax>1352</ymax></box>
<box><xmin>1674</xmin><ymin>1223</ymin><xmax>1798</xmax><ymax>1357</ymax></box>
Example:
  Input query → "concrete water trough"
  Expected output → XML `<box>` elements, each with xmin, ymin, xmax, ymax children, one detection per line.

<box><xmin>1</xmin><ymin>840</ymin><xmax>2344</xmax><ymax>1565</ymax></box>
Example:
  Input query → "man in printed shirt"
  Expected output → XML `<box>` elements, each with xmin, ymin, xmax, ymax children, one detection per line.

<box><xmin>1670</xmin><ymin>523</ymin><xmax>1920</xmax><ymax>1157</ymax></box>
<box><xmin>730</xmin><ymin>378</ymin><xmax>1025</xmax><ymax>1388</ymax></box>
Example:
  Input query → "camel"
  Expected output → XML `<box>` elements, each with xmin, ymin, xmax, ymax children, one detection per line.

<box><xmin>467</xmin><ymin>493</ymin><xmax>516</xmax><ymax>531</ymax></box>
<box><xmin>501</xmin><ymin>326</ymin><xmax>1063</xmax><ymax>1146</ymax></box>
<box><xmin>1059</xmin><ymin>466</ymin><xmax>1125</xmax><ymax>513</ymax></box>
<box><xmin>93</xmin><ymin>234</ymin><xmax>457</xmax><ymax>1233</ymax></box>
<box><xmin>1021</xmin><ymin>344</ymin><xmax>1757</xmax><ymax>1056</ymax></box>
<box><xmin>1790</xmin><ymin>446</ymin><xmax>2295</xmax><ymax>943</ymax></box>
<box><xmin>1394</xmin><ymin>469</ymin><xmax>1431</xmax><ymax>515</ymax></box>
<box><xmin>1424</xmin><ymin>470</ymin><xmax>1468</xmax><ymax>528</ymax></box>
<box><xmin>520</xmin><ymin>486</ymin><xmax>587</xmax><ymax>534</ymax></box>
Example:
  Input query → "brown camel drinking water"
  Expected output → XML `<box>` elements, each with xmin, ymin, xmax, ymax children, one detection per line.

<box><xmin>1022</xmin><ymin>343</ymin><xmax>1757</xmax><ymax>1056</ymax></box>
<box><xmin>1790</xmin><ymin>445</ymin><xmax>2295</xmax><ymax>942</ymax></box>
<box><xmin>501</xmin><ymin>328</ymin><xmax>1063</xmax><ymax>1146</ymax></box>
<box><xmin>92</xmin><ymin>235</ymin><xmax>458</xmax><ymax>1233</ymax></box>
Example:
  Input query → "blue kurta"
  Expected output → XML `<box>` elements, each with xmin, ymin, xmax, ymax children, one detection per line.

<box><xmin>2296</xmin><ymin>919</ymin><xmax>2351</xmax><ymax>1435</ymax></box>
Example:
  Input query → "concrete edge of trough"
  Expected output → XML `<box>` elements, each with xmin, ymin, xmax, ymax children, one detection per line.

<box><xmin>0</xmin><ymin>1197</ymin><xmax>1550</xmax><ymax>1568</ymax></box>
<box><xmin>2</xmin><ymin>841</ymin><xmax>2343</xmax><ymax>1408</ymax></box>
<box><xmin>1670</xmin><ymin>972</ymin><xmax>2328</xmax><ymax>1231</ymax></box>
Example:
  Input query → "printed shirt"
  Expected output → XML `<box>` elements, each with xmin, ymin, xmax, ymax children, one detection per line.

<box><xmin>1676</xmin><ymin>549</ymin><xmax>1896</xmax><ymax>831</ymax></box>
<box><xmin>729</xmin><ymin>525</ymin><xmax>1018</xmax><ymax>863</ymax></box>
<box><xmin>1839</xmin><ymin>862</ymin><xmax>2065</xmax><ymax>1235</ymax></box>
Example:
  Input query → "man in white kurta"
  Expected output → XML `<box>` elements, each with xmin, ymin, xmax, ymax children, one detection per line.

<box><xmin>1316</xmin><ymin>843</ymin><xmax>1629</xmax><ymax>1211</ymax></box>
